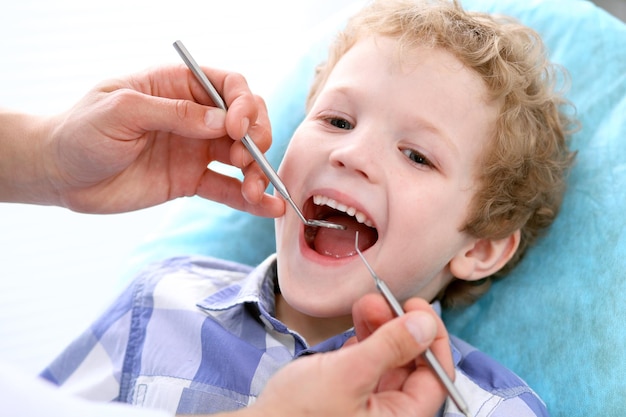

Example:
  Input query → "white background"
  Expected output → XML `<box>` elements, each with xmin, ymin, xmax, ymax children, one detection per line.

<box><xmin>0</xmin><ymin>0</ymin><xmax>359</xmax><ymax>375</ymax></box>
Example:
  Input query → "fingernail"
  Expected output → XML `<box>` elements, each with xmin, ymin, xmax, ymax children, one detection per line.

<box><xmin>258</xmin><ymin>179</ymin><xmax>267</xmax><ymax>193</ymax></box>
<box><xmin>241</xmin><ymin>117</ymin><xmax>250</xmax><ymax>134</ymax></box>
<box><xmin>204</xmin><ymin>109</ymin><xmax>225</xmax><ymax>129</ymax></box>
<box><xmin>405</xmin><ymin>312</ymin><xmax>437</xmax><ymax>344</ymax></box>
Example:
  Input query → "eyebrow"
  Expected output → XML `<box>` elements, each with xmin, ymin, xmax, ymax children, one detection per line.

<box><xmin>404</xmin><ymin>112</ymin><xmax>460</xmax><ymax>161</ymax></box>
<box><xmin>317</xmin><ymin>84</ymin><xmax>355</xmax><ymax>107</ymax></box>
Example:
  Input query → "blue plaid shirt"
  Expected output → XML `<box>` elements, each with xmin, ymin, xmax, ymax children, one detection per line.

<box><xmin>41</xmin><ymin>255</ymin><xmax>548</xmax><ymax>417</ymax></box>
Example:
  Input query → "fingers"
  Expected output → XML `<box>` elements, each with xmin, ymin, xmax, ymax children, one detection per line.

<box><xmin>336</xmin><ymin>309</ymin><xmax>442</xmax><ymax>414</ymax></box>
<box><xmin>220</xmin><ymin>71</ymin><xmax>261</xmax><ymax>142</ymax></box>
<box><xmin>135</xmin><ymin>66</ymin><xmax>273</xmax><ymax>185</ymax></box>
<box><xmin>195</xmin><ymin>168</ymin><xmax>284</xmax><ymax>218</ymax></box>
<box><xmin>95</xmin><ymin>66</ymin><xmax>280</xmax><ymax>215</ymax></box>
<box><xmin>351</xmin><ymin>293</ymin><xmax>456</xmax><ymax>385</ymax></box>
<box><xmin>352</xmin><ymin>293</ymin><xmax>397</xmax><ymax>342</ymax></box>
<box><xmin>352</xmin><ymin>294</ymin><xmax>445</xmax><ymax>344</ymax></box>
<box><xmin>101</xmin><ymin>88</ymin><xmax>229</xmax><ymax>140</ymax></box>
<box><xmin>346</xmin><ymin>297</ymin><xmax>453</xmax><ymax>416</ymax></box>
<box><xmin>404</xmin><ymin>298</ymin><xmax>455</xmax><ymax>380</ymax></box>
<box><xmin>111</xmin><ymin>65</ymin><xmax>270</xmax><ymax>150</ymax></box>
<box><xmin>351</xmin><ymin>310</ymin><xmax>438</xmax><ymax>372</ymax></box>
<box><xmin>195</xmin><ymin>67</ymin><xmax>272</xmax><ymax>156</ymax></box>
<box><xmin>228</xmin><ymin>94</ymin><xmax>272</xmax><ymax>168</ymax></box>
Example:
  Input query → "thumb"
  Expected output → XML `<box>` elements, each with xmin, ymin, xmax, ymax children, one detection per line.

<box><xmin>353</xmin><ymin>311</ymin><xmax>438</xmax><ymax>373</ymax></box>
<box><xmin>129</xmin><ymin>92</ymin><xmax>227</xmax><ymax>139</ymax></box>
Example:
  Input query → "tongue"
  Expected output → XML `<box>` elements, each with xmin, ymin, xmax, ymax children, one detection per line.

<box><xmin>313</xmin><ymin>215</ymin><xmax>377</xmax><ymax>258</ymax></box>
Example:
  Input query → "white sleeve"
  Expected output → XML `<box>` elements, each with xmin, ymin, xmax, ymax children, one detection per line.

<box><xmin>1</xmin><ymin>361</ymin><xmax>172</xmax><ymax>417</ymax></box>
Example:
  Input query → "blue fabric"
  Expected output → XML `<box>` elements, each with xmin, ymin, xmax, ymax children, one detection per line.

<box><xmin>128</xmin><ymin>1</ymin><xmax>626</xmax><ymax>415</ymax></box>
<box><xmin>44</xmin><ymin>255</ymin><xmax>547</xmax><ymax>416</ymax></box>
<box><xmin>43</xmin><ymin>255</ymin><xmax>351</xmax><ymax>413</ymax></box>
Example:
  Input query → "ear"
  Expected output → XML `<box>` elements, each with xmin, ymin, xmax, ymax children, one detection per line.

<box><xmin>449</xmin><ymin>230</ymin><xmax>521</xmax><ymax>281</ymax></box>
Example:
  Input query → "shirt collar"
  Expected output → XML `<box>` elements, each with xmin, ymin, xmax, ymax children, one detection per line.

<box><xmin>198</xmin><ymin>254</ymin><xmax>278</xmax><ymax>313</ymax></box>
<box><xmin>197</xmin><ymin>254</ymin><xmax>354</xmax><ymax>352</ymax></box>
<box><xmin>197</xmin><ymin>256</ymin><xmax>457</xmax><ymax>361</ymax></box>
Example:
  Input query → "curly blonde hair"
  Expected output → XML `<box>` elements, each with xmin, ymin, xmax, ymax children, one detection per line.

<box><xmin>306</xmin><ymin>0</ymin><xmax>577</xmax><ymax>308</ymax></box>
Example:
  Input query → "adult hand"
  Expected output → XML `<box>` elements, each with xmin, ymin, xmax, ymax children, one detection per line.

<box><xmin>349</xmin><ymin>294</ymin><xmax>454</xmax><ymax>411</ymax></box>
<box><xmin>0</xmin><ymin>65</ymin><xmax>284</xmax><ymax>216</ymax></box>
<box><xmin>242</xmin><ymin>294</ymin><xmax>452</xmax><ymax>417</ymax></box>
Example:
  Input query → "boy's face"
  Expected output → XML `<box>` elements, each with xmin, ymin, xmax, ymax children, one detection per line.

<box><xmin>275</xmin><ymin>36</ymin><xmax>500</xmax><ymax>322</ymax></box>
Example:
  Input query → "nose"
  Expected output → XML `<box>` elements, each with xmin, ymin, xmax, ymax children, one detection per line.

<box><xmin>328</xmin><ymin>131</ymin><xmax>382</xmax><ymax>182</ymax></box>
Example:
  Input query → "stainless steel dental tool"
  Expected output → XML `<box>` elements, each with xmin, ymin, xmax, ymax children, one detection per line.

<box><xmin>354</xmin><ymin>232</ymin><xmax>472</xmax><ymax>417</ymax></box>
<box><xmin>173</xmin><ymin>40</ymin><xmax>345</xmax><ymax>231</ymax></box>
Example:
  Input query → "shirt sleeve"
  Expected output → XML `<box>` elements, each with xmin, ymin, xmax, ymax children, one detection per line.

<box><xmin>488</xmin><ymin>394</ymin><xmax>549</xmax><ymax>417</ymax></box>
<box><xmin>446</xmin><ymin>335</ymin><xmax>549</xmax><ymax>417</ymax></box>
<box><xmin>39</xmin><ymin>280</ymin><xmax>137</xmax><ymax>402</ymax></box>
<box><xmin>2</xmin><ymin>361</ymin><xmax>172</xmax><ymax>417</ymax></box>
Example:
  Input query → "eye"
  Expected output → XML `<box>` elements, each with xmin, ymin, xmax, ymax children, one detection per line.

<box><xmin>402</xmin><ymin>148</ymin><xmax>432</xmax><ymax>167</ymax></box>
<box><xmin>328</xmin><ymin>117</ymin><xmax>353</xmax><ymax>130</ymax></box>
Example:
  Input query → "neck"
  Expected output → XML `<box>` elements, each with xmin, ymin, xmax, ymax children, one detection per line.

<box><xmin>275</xmin><ymin>293</ymin><xmax>353</xmax><ymax>347</ymax></box>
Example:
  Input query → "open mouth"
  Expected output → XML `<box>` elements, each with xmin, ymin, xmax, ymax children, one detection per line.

<box><xmin>303</xmin><ymin>195</ymin><xmax>379</xmax><ymax>258</ymax></box>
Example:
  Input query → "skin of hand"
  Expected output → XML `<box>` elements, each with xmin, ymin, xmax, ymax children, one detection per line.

<box><xmin>227</xmin><ymin>294</ymin><xmax>452</xmax><ymax>417</ymax></box>
<box><xmin>0</xmin><ymin>65</ymin><xmax>284</xmax><ymax>217</ymax></box>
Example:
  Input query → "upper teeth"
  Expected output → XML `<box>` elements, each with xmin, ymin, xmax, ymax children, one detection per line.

<box><xmin>313</xmin><ymin>195</ymin><xmax>374</xmax><ymax>228</ymax></box>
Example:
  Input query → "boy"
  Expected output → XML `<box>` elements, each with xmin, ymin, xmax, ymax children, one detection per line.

<box><xmin>41</xmin><ymin>0</ymin><xmax>575</xmax><ymax>416</ymax></box>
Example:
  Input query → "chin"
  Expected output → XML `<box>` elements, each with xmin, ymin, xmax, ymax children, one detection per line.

<box><xmin>279</xmin><ymin>284</ymin><xmax>356</xmax><ymax>319</ymax></box>
<box><xmin>277</xmin><ymin>250</ymin><xmax>372</xmax><ymax>317</ymax></box>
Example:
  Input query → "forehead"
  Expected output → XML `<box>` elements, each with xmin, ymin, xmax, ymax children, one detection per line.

<box><xmin>320</xmin><ymin>36</ymin><xmax>497</xmax><ymax>131</ymax></box>
<box><xmin>327</xmin><ymin>36</ymin><xmax>488</xmax><ymax>96</ymax></box>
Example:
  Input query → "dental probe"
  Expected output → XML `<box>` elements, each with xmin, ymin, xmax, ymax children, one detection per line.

<box><xmin>354</xmin><ymin>233</ymin><xmax>472</xmax><ymax>417</ymax></box>
<box><xmin>173</xmin><ymin>40</ymin><xmax>345</xmax><ymax>231</ymax></box>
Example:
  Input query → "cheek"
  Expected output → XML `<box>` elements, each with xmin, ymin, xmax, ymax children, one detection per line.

<box><xmin>376</xmin><ymin>246</ymin><xmax>454</xmax><ymax>304</ymax></box>
<box><xmin>391</xmin><ymin>175</ymin><xmax>473</xmax><ymax>232</ymax></box>
<box><xmin>382</xmin><ymin>192</ymin><xmax>470</xmax><ymax>297</ymax></box>
<box><xmin>276</xmin><ymin>149</ymin><xmax>295</xmax><ymax>178</ymax></box>
<box><xmin>277</xmin><ymin>137</ymin><xmax>310</xmax><ymax>180</ymax></box>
